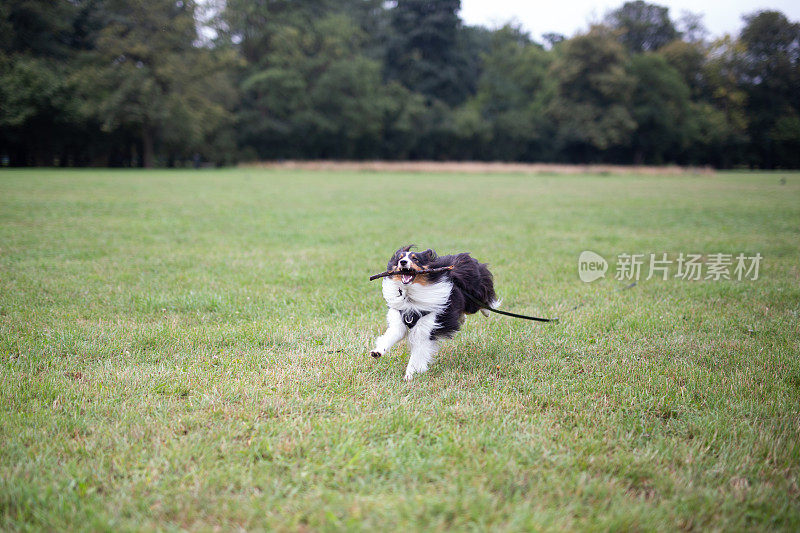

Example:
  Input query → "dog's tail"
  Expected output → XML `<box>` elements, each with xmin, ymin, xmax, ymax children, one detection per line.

<box><xmin>480</xmin><ymin>298</ymin><xmax>501</xmax><ymax>317</ymax></box>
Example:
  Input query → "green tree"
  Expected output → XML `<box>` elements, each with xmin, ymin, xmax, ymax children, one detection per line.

<box><xmin>223</xmin><ymin>0</ymin><xmax>334</xmax><ymax>66</ymax></box>
<box><xmin>0</xmin><ymin>0</ymin><xmax>86</xmax><ymax>165</ymax></box>
<box><xmin>384</xmin><ymin>0</ymin><xmax>470</xmax><ymax>106</ymax></box>
<box><xmin>461</xmin><ymin>25</ymin><xmax>552</xmax><ymax>160</ymax></box>
<box><xmin>659</xmin><ymin>40</ymin><xmax>706</xmax><ymax>97</ymax></box>
<box><xmin>738</xmin><ymin>10</ymin><xmax>800</xmax><ymax>167</ymax></box>
<box><xmin>659</xmin><ymin>34</ymin><xmax>751</xmax><ymax>167</ymax></box>
<box><xmin>237</xmin><ymin>14</ymin><xmax>392</xmax><ymax>159</ymax></box>
<box><xmin>547</xmin><ymin>27</ymin><xmax>636</xmax><ymax>161</ymax></box>
<box><xmin>0</xmin><ymin>0</ymin><xmax>77</xmax><ymax>58</ymax></box>
<box><xmin>684</xmin><ymin>36</ymin><xmax>749</xmax><ymax>167</ymax></box>
<box><xmin>78</xmin><ymin>0</ymin><xmax>234</xmax><ymax>167</ymax></box>
<box><xmin>605</xmin><ymin>0</ymin><xmax>679</xmax><ymax>53</ymax></box>
<box><xmin>0</xmin><ymin>56</ymin><xmax>86</xmax><ymax>165</ymax></box>
<box><xmin>627</xmin><ymin>54</ymin><xmax>692</xmax><ymax>163</ymax></box>
<box><xmin>356</xmin><ymin>80</ymin><xmax>420</xmax><ymax>159</ymax></box>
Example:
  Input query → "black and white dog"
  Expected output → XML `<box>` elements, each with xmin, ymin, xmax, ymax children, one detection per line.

<box><xmin>370</xmin><ymin>245</ymin><xmax>499</xmax><ymax>380</ymax></box>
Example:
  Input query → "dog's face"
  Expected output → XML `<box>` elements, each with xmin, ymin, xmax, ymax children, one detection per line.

<box><xmin>387</xmin><ymin>245</ymin><xmax>437</xmax><ymax>285</ymax></box>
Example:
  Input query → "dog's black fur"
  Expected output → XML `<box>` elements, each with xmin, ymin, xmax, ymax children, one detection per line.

<box><xmin>386</xmin><ymin>245</ymin><xmax>497</xmax><ymax>340</ymax></box>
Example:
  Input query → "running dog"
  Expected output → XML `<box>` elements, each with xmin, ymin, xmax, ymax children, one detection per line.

<box><xmin>369</xmin><ymin>245</ymin><xmax>499</xmax><ymax>380</ymax></box>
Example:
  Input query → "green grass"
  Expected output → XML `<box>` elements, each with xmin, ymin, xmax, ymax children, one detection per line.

<box><xmin>1</xmin><ymin>167</ymin><xmax>799</xmax><ymax>531</ymax></box>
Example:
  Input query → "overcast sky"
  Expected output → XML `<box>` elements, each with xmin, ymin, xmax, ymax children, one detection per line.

<box><xmin>459</xmin><ymin>1</ymin><xmax>800</xmax><ymax>41</ymax></box>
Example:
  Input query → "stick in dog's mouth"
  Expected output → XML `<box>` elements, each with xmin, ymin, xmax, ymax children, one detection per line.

<box><xmin>388</xmin><ymin>269</ymin><xmax>417</xmax><ymax>284</ymax></box>
<box><xmin>369</xmin><ymin>265</ymin><xmax>453</xmax><ymax>282</ymax></box>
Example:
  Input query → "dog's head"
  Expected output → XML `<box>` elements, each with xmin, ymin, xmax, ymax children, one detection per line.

<box><xmin>387</xmin><ymin>245</ymin><xmax>438</xmax><ymax>285</ymax></box>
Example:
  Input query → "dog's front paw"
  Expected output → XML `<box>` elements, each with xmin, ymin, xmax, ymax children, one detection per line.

<box><xmin>369</xmin><ymin>349</ymin><xmax>384</xmax><ymax>359</ymax></box>
<box><xmin>403</xmin><ymin>366</ymin><xmax>420</xmax><ymax>381</ymax></box>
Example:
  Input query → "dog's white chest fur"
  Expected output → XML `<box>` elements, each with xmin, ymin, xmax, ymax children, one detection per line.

<box><xmin>374</xmin><ymin>277</ymin><xmax>453</xmax><ymax>380</ymax></box>
<box><xmin>381</xmin><ymin>277</ymin><xmax>452</xmax><ymax>313</ymax></box>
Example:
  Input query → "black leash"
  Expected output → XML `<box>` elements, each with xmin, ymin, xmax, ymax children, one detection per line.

<box><xmin>462</xmin><ymin>291</ymin><xmax>558</xmax><ymax>324</ymax></box>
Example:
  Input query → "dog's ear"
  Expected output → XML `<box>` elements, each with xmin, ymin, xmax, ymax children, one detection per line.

<box><xmin>401</xmin><ymin>244</ymin><xmax>415</xmax><ymax>253</ymax></box>
<box><xmin>418</xmin><ymin>248</ymin><xmax>437</xmax><ymax>264</ymax></box>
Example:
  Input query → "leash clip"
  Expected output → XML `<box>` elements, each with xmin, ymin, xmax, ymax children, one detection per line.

<box><xmin>402</xmin><ymin>310</ymin><xmax>429</xmax><ymax>329</ymax></box>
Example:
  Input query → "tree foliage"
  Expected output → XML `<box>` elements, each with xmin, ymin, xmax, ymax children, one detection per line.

<box><xmin>628</xmin><ymin>54</ymin><xmax>691</xmax><ymax>163</ymax></box>
<box><xmin>548</xmin><ymin>28</ymin><xmax>636</xmax><ymax>160</ymax></box>
<box><xmin>1</xmin><ymin>1</ymin><xmax>800</xmax><ymax>168</ymax></box>
<box><xmin>606</xmin><ymin>0</ymin><xmax>679</xmax><ymax>53</ymax></box>
<box><xmin>738</xmin><ymin>11</ymin><xmax>800</xmax><ymax>167</ymax></box>
<box><xmin>384</xmin><ymin>0</ymin><xmax>468</xmax><ymax>106</ymax></box>
<box><xmin>77</xmin><ymin>0</ymin><xmax>235</xmax><ymax>167</ymax></box>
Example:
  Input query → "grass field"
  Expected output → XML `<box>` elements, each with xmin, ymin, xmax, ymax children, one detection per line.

<box><xmin>1</xmin><ymin>168</ymin><xmax>799</xmax><ymax>531</ymax></box>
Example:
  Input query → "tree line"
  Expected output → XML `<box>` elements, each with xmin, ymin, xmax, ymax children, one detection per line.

<box><xmin>1</xmin><ymin>0</ymin><xmax>799</xmax><ymax>168</ymax></box>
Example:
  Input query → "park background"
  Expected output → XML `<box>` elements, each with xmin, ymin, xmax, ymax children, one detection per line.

<box><xmin>3</xmin><ymin>1</ymin><xmax>800</xmax><ymax>530</ymax></box>
<box><xmin>1</xmin><ymin>0</ymin><xmax>800</xmax><ymax>169</ymax></box>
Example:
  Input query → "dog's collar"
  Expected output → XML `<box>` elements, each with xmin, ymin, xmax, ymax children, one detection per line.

<box><xmin>402</xmin><ymin>310</ymin><xmax>429</xmax><ymax>329</ymax></box>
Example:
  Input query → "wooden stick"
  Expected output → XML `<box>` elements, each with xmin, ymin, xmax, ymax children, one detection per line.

<box><xmin>369</xmin><ymin>265</ymin><xmax>454</xmax><ymax>282</ymax></box>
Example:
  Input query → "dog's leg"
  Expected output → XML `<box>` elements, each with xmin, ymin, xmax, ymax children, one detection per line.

<box><xmin>370</xmin><ymin>309</ymin><xmax>406</xmax><ymax>358</ymax></box>
<box><xmin>404</xmin><ymin>315</ymin><xmax>439</xmax><ymax>380</ymax></box>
